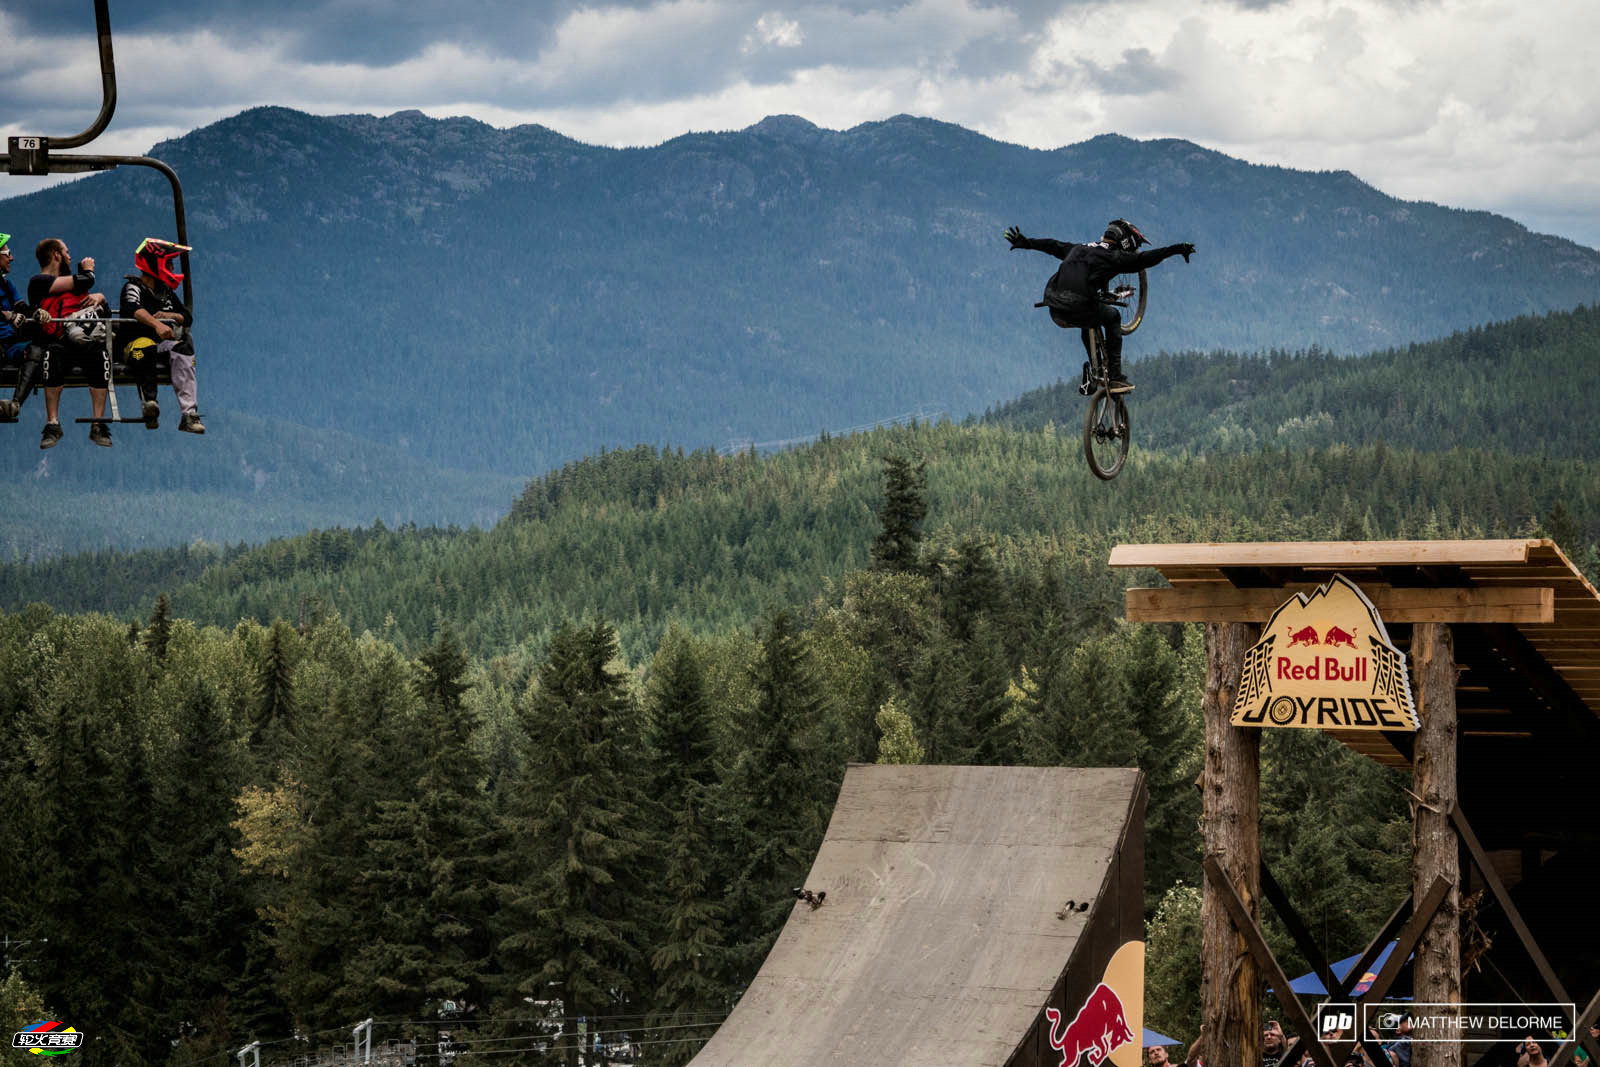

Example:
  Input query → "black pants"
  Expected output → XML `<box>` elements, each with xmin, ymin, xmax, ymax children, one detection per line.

<box><xmin>1049</xmin><ymin>300</ymin><xmax>1122</xmax><ymax>367</ymax></box>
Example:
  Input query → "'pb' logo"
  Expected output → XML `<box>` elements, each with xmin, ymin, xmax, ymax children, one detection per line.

<box><xmin>1317</xmin><ymin>1004</ymin><xmax>1356</xmax><ymax>1037</ymax></box>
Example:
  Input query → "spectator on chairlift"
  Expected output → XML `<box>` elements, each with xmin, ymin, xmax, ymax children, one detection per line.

<box><xmin>120</xmin><ymin>238</ymin><xmax>203</xmax><ymax>434</ymax></box>
<box><xmin>27</xmin><ymin>237</ymin><xmax>111</xmax><ymax>448</ymax></box>
<box><xmin>0</xmin><ymin>233</ymin><xmax>50</xmax><ymax>425</ymax></box>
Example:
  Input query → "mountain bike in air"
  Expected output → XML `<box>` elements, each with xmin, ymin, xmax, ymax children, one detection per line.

<box><xmin>1036</xmin><ymin>269</ymin><xmax>1146</xmax><ymax>480</ymax></box>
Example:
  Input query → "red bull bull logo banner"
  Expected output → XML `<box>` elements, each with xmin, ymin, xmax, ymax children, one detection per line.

<box><xmin>1045</xmin><ymin>941</ymin><xmax>1144</xmax><ymax>1067</ymax></box>
<box><xmin>1232</xmin><ymin>574</ymin><xmax>1418</xmax><ymax>731</ymax></box>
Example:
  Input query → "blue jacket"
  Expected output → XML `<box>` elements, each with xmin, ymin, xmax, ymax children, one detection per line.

<box><xmin>1</xmin><ymin>274</ymin><xmax>26</xmax><ymax>360</ymax></box>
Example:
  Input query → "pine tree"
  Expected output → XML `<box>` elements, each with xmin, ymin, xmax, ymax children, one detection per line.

<box><xmin>497</xmin><ymin>620</ymin><xmax>647</xmax><ymax>1067</ymax></box>
<box><xmin>719</xmin><ymin>609</ymin><xmax>833</xmax><ymax>981</ymax></box>
<box><xmin>249</xmin><ymin>619</ymin><xmax>300</xmax><ymax>772</ymax></box>
<box><xmin>147</xmin><ymin>593</ymin><xmax>173</xmax><ymax>663</ymax></box>
<box><xmin>351</xmin><ymin>628</ymin><xmax>498</xmax><ymax>1020</ymax></box>
<box><xmin>642</xmin><ymin>630</ymin><xmax>731</xmax><ymax>1066</ymax></box>
<box><xmin>148</xmin><ymin>682</ymin><xmax>257</xmax><ymax>1065</ymax></box>
<box><xmin>870</xmin><ymin>454</ymin><xmax>928</xmax><ymax>574</ymax></box>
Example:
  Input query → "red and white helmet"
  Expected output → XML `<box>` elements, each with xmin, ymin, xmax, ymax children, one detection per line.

<box><xmin>134</xmin><ymin>237</ymin><xmax>190</xmax><ymax>289</ymax></box>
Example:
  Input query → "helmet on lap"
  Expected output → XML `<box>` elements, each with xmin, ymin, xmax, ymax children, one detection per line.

<box><xmin>133</xmin><ymin>237</ymin><xmax>191</xmax><ymax>290</ymax></box>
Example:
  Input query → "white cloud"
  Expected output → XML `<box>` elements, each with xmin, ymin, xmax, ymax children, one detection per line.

<box><xmin>744</xmin><ymin>11</ymin><xmax>805</xmax><ymax>53</ymax></box>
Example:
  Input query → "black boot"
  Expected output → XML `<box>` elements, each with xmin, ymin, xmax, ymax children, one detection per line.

<box><xmin>139</xmin><ymin>380</ymin><xmax>160</xmax><ymax>428</ymax></box>
<box><xmin>0</xmin><ymin>354</ymin><xmax>40</xmax><ymax>421</ymax></box>
<box><xmin>1106</xmin><ymin>355</ymin><xmax>1134</xmax><ymax>394</ymax></box>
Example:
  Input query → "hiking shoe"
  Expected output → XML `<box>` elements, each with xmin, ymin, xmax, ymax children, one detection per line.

<box><xmin>0</xmin><ymin>398</ymin><xmax>18</xmax><ymax>422</ymax></box>
<box><xmin>1108</xmin><ymin>377</ymin><xmax>1136</xmax><ymax>394</ymax></box>
<box><xmin>89</xmin><ymin>421</ymin><xmax>113</xmax><ymax>447</ymax></box>
<box><xmin>142</xmin><ymin>398</ymin><xmax>160</xmax><ymax>428</ymax></box>
<box><xmin>179</xmin><ymin>411</ymin><xmax>205</xmax><ymax>435</ymax></box>
<box><xmin>40</xmin><ymin>421</ymin><xmax>63</xmax><ymax>449</ymax></box>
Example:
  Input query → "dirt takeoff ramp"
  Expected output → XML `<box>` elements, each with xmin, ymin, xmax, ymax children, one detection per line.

<box><xmin>687</xmin><ymin>764</ymin><xmax>1147</xmax><ymax>1067</ymax></box>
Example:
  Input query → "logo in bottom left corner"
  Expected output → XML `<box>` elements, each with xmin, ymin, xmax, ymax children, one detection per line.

<box><xmin>12</xmin><ymin>1022</ymin><xmax>84</xmax><ymax>1056</ymax></box>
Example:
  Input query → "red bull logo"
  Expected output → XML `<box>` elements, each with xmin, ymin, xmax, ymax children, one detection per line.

<box><xmin>1323</xmin><ymin>625</ymin><xmax>1357</xmax><ymax>649</ymax></box>
<box><xmin>1232</xmin><ymin>575</ymin><xmax>1417</xmax><ymax>732</ymax></box>
<box><xmin>1287</xmin><ymin>625</ymin><xmax>1320</xmax><ymax>647</ymax></box>
<box><xmin>1046</xmin><ymin>983</ymin><xmax>1135</xmax><ymax>1067</ymax></box>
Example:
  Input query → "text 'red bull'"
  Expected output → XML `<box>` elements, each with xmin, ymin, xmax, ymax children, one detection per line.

<box><xmin>1277</xmin><ymin>657</ymin><xmax>1369</xmax><ymax>683</ymax></box>
<box><xmin>1045</xmin><ymin>982</ymin><xmax>1135</xmax><ymax>1067</ymax></box>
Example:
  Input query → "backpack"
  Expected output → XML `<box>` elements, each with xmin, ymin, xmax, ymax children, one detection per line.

<box><xmin>40</xmin><ymin>290</ymin><xmax>93</xmax><ymax>341</ymax></box>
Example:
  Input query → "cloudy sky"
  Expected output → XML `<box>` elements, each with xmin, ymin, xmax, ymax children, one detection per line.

<box><xmin>3</xmin><ymin>0</ymin><xmax>1598</xmax><ymax>247</ymax></box>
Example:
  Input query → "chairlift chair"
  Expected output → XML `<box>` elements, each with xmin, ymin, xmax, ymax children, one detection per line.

<box><xmin>0</xmin><ymin>0</ymin><xmax>198</xmax><ymax>425</ymax></box>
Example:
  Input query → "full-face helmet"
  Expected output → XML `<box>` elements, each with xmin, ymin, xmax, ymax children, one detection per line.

<box><xmin>1101</xmin><ymin>219</ymin><xmax>1148</xmax><ymax>252</ymax></box>
<box><xmin>134</xmin><ymin>238</ymin><xmax>191</xmax><ymax>289</ymax></box>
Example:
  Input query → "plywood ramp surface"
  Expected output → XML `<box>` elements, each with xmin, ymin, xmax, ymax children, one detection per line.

<box><xmin>688</xmin><ymin>764</ymin><xmax>1143</xmax><ymax>1067</ymax></box>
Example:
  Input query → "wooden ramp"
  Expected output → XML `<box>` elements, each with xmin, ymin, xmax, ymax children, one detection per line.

<box><xmin>689</xmin><ymin>764</ymin><xmax>1146</xmax><ymax>1067</ymax></box>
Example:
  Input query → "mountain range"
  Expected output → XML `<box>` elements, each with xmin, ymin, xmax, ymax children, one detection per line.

<box><xmin>2</xmin><ymin>107</ymin><xmax>1597</xmax><ymax>554</ymax></box>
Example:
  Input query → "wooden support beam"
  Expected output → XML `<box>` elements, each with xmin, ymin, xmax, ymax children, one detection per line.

<box><xmin>1341</xmin><ymin>891</ymin><xmax>1415</xmax><ymax>998</ymax></box>
<box><xmin>1548</xmin><ymin>987</ymin><xmax>1600</xmax><ymax>1067</ymax></box>
<box><xmin>1337</xmin><ymin>877</ymin><xmax>1453</xmax><ymax>1067</ymax></box>
<box><xmin>1204</xmin><ymin>856</ymin><xmax>1339</xmax><ymax>1067</ymax></box>
<box><xmin>1260</xmin><ymin>862</ymin><xmax>1336</xmax><ymax>1000</ymax></box>
<box><xmin>1200</xmin><ymin>622</ymin><xmax>1261</xmax><ymax>1067</ymax></box>
<box><xmin>1125</xmin><ymin>585</ymin><xmax>1554</xmax><ymax>623</ymax></box>
<box><xmin>1109</xmin><ymin>540</ymin><xmax>1534</xmax><ymax>570</ymax></box>
<box><xmin>1451</xmin><ymin>805</ymin><xmax>1573</xmax><ymax>1007</ymax></box>
<box><xmin>1411</xmin><ymin>622</ymin><xmax>1461</xmax><ymax>1067</ymax></box>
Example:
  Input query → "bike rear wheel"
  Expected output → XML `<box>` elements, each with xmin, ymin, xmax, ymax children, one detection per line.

<box><xmin>1083</xmin><ymin>388</ymin><xmax>1130</xmax><ymax>480</ymax></box>
<box><xmin>1113</xmin><ymin>269</ymin><xmax>1148</xmax><ymax>335</ymax></box>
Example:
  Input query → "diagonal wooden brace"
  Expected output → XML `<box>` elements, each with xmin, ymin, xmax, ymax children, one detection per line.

<box><xmin>1548</xmin><ymin>987</ymin><xmax>1600</xmax><ymax>1067</ymax></box>
<box><xmin>1260</xmin><ymin>861</ymin><xmax>1337</xmax><ymax>1000</ymax></box>
<box><xmin>1451</xmin><ymin>804</ymin><xmax>1573</xmax><ymax>1007</ymax></box>
<box><xmin>1280</xmin><ymin>876</ymin><xmax>1450</xmax><ymax>1067</ymax></box>
<box><xmin>1205</xmin><ymin>854</ymin><xmax>1339</xmax><ymax>1067</ymax></box>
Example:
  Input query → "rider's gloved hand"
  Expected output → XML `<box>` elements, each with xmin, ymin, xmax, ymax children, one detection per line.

<box><xmin>1175</xmin><ymin>242</ymin><xmax>1196</xmax><ymax>263</ymax></box>
<box><xmin>1004</xmin><ymin>226</ymin><xmax>1027</xmax><ymax>250</ymax></box>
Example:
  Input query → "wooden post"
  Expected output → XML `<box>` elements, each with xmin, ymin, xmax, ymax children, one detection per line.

<box><xmin>1201</xmin><ymin>621</ymin><xmax>1261</xmax><ymax>1067</ymax></box>
<box><xmin>1411</xmin><ymin>622</ymin><xmax>1461</xmax><ymax>1067</ymax></box>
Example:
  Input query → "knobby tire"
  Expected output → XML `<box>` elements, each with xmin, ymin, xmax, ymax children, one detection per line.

<box><xmin>1082</xmin><ymin>387</ymin><xmax>1130</xmax><ymax>480</ymax></box>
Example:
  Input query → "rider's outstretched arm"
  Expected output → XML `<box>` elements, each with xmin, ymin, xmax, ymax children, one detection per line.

<box><xmin>1004</xmin><ymin>227</ymin><xmax>1077</xmax><ymax>260</ymax></box>
<box><xmin>1121</xmin><ymin>242</ymin><xmax>1196</xmax><ymax>270</ymax></box>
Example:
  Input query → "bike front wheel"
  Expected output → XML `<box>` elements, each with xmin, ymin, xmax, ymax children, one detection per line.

<box><xmin>1083</xmin><ymin>389</ymin><xmax>1131</xmax><ymax>480</ymax></box>
<box><xmin>1114</xmin><ymin>269</ymin><xmax>1148</xmax><ymax>335</ymax></box>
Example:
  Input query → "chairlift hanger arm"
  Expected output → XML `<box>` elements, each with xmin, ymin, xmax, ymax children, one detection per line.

<box><xmin>9</xmin><ymin>0</ymin><xmax>119</xmax><ymax>151</ymax></box>
<box><xmin>58</xmin><ymin>0</ymin><xmax>119</xmax><ymax>149</ymax></box>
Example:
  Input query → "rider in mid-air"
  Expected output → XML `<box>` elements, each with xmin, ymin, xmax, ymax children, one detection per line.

<box><xmin>1005</xmin><ymin>219</ymin><xmax>1194</xmax><ymax>393</ymax></box>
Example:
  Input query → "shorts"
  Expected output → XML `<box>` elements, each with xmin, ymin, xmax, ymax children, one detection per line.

<box><xmin>39</xmin><ymin>342</ymin><xmax>110</xmax><ymax>388</ymax></box>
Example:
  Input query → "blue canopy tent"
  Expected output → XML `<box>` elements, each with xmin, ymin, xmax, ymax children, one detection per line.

<box><xmin>1143</xmin><ymin>1028</ymin><xmax>1182</xmax><ymax>1047</ymax></box>
<box><xmin>1281</xmin><ymin>941</ymin><xmax>1409</xmax><ymax>996</ymax></box>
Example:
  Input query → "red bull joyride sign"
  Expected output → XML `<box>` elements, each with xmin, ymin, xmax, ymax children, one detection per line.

<box><xmin>1232</xmin><ymin>575</ymin><xmax>1418</xmax><ymax>732</ymax></box>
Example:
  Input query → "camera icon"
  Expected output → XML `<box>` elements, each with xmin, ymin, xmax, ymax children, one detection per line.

<box><xmin>1377</xmin><ymin>1013</ymin><xmax>1405</xmax><ymax>1030</ymax></box>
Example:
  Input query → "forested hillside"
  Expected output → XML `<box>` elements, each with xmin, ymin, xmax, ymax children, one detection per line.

<box><xmin>990</xmin><ymin>303</ymin><xmax>1600</xmax><ymax>458</ymax></box>
<box><xmin>5</xmin><ymin>106</ymin><xmax>1597</xmax><ymax>492</ymax></box>
<box><xmin>4</xmin><ymin>359</ymin><xmax>1596</xmax><ymax>1063</ymax></box>
<box><xmin>1</xmin><ymin>458</ymin><xmax>1428</xmax><ymax>1066</ymax></box>
<box><xmin>3</xmin><ymin>420</ymin><xmax>1596</xmax><ymax>667</ymax></box>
